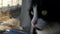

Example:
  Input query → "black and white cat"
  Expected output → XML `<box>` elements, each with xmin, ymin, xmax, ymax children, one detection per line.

<box><xmin>29</xmin><ymin>0</ymin><xmax>60</xmax><ymax>34</ymax></box>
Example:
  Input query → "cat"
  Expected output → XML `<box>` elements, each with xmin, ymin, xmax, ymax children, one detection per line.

<box><xmin>0</xmin><ymin>10</ymin><xmax>23</xmax><ymax>31</ymax></box>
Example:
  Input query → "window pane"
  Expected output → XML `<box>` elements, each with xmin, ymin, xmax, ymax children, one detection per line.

<box><xmin>3</xmin><ymin>0</ymin><xmax>9</xmax><ymax>6</ymax></box>
<box><xmin>0</xmin><ymin>0</ymin><xmax>22</xmax><ymax>8</ymax></box>
<box><xmin>0</xmin><ymin>0</ymin><xmax>3</xmax><ymax>8</ymax></box>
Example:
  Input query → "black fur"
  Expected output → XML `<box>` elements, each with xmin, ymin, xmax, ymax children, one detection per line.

<box><xmin>29</xmin><ymin>0</ymin><xmax>60</xmax><ymax>34</ymax></box>
<box><xmin>29</xmin><ymin>0</ymin><xmax>60</xmax><ymax>22</ymax></box>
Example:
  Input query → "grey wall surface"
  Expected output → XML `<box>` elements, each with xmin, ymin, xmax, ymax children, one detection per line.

<box><xmin>19</xmin><ymin>0</ymin><xmax>31</xmax><ymax>34</ymax></box>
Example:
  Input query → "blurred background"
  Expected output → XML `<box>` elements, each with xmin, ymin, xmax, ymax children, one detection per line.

<box><xmin>0</xmin><ymin>0</ymin><xmax>31</xmax><ymax>34</ymax></box>
<box><xmin>0</xmin><ymin>0</ymin><xmax>22</xmax><ymax>18</ymax></box>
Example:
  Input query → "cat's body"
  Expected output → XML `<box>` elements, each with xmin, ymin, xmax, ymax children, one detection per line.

<box><xmin>0</xmin><ymin>10</ymin><xmax>23</xmax><ymax>34</ymax></box>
